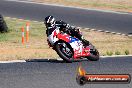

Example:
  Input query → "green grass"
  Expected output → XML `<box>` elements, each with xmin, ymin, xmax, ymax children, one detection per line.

<box><xmin>125</xmin><ymin>50</ymin><xmax>130</xmax><ymax>55</ymax></box>
<box><xmin>1</xmin><ymin>18</ymin><xmax>45</xmax><ymax>43</ymax></box>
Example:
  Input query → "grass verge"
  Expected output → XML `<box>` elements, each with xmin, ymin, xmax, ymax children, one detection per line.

<box><xmin>0</xmin><ymin>17</ymin><xmax>131</xmax><ymax>61</ymax></box>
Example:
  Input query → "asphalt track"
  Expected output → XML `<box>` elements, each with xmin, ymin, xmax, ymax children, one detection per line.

<box><xmin>0</xmin><ymin>56</ymin><xmax>132</xmax><ymax>88</ymax></box>
<box><xmin>0</xmin><ymin>0</ymin><xmax>132</xmax><ymax>35</ymax></box>
<box><xmin>0</xmin><ymin>0</ymin><xmax>132</xmax><ymax>88</ymax></box>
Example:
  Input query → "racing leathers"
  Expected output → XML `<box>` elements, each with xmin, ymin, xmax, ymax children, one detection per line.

<box><xmin>45</xmin><ymin>20</ymin><xmax>89</xmax><ymax>46</ymax></box>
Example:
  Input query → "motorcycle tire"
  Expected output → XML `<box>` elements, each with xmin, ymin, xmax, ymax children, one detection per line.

<box><xmin>55</xmin><ymin>41</ymin><xmax>74</xmax><ymax>63</ymax></box>
<box><xmin>87</xmin><ymin>48</ymin><xmax>99</xmax><ymax>61</ymax></box>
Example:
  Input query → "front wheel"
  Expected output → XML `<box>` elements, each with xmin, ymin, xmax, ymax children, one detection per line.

<box><xmin>55</xmin><ymin>41</ymin><xmax>74</xmax><ymax>63</ymax></box>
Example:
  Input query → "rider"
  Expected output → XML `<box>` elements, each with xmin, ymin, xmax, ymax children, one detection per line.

<box><xmin>44</xmin><ymin>15</ymin><xmax>89</xmax><ymax>46</ymax></box>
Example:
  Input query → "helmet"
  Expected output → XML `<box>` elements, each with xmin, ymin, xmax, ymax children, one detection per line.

<box><xmin>44</xmin><ymin>16</ymin><xmax>55</xmax><ymax>27</ymax></box>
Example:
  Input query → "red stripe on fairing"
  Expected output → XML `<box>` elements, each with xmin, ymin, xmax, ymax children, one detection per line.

<box><xmin>53</xmin><ymin>31</ymin><xmax>57</xmax><ymax>37</ymax></box>
<box><xmin>74</xmin><ymin>47</ymin><xmax>90</xmax><ymax>59</ymax></box>
<box><xmin>57</xmin><ymin>33</ymin><xmax>70</xmax><ymax>42</ymax></box>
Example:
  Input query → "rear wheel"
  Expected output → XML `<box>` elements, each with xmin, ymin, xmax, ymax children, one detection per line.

<box><xmin>55</xmin><ymin>41</ymin><xmax>74</xmax><ymax>62</ymax></box>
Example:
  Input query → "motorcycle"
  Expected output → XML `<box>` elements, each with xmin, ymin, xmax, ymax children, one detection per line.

<box><xmin>46</xmin><ymin>27</ymin><xmax>99</xmax><ymax>62</ymax></box>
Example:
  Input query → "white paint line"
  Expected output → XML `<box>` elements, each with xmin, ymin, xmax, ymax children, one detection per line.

<box><xmin>128</xmin><ymin>35</ymin><xmax>132</xmax><ymax>37</ymax></box>
<box><xmin>0</xmin><ymin>60</ymin><xmax>26</xmax><ymax>63</ymax></box>
<box><xmin>111</xmin><ymin>32</ymin><xmax>116</xmax><ymax>34</ymax></box>
<box><xmin>6</xmin><ymin>17</ymin><xmax>43</xmax><ymax>23</ymax></box>
<box><xmin>84</xmin><ymin>28</ymin><xmax>90</xmax><ymax>30</ymax></box>
<box><xmin>0</xmin><ymin>55</ymin><xmax>131</xmax><ymax>63</ymax></box>
<box><xmin>32</xmin><ymin>21</ymin><xmax>41</xmax><ymax>23</ymax></box>
<box><xmin>77</xmin><ymin>27</ymin><xmax>82</xmax><ymax>29</ymax></box>
<box><xmin>122</xmin><ymin>34</ymin><xmax>127</xmax><ymax>36</ymax></box>
<box><xmin>97</xmin><ymin>30</ymin><xmax>104</xmax><ymax>32</ymax></box>
<box><xmin>100</xmin><ymin>55</ymin><xmax>132</xmax><ymax>58</ymax></box>
<box><xmin>5</xmin><ymin>0</ymin><xmax>132</xmax><ymax>15</ymax></box>
<box><xmin>91</xmin><ymin>29</ymin><xmax>96</xmax><ymax>31</ymax></box>
<box><xmin>6</xmin><ymin>17</ymin><xmax>131</xmax><ymax>37</ymax></box>
<box><xmin>116</xmin><ymin>33</ymin><xmax>122</xmax><ymax>35</ymax></box>
<box><xmin>105</xmin><ymin>31</ymin><xmax>110</xmax><ymax>33</ymax></box>
<box><xmin>57</xmin><ymin>58</ymin><xmax>63</xmax><ymax>61</ymax></box>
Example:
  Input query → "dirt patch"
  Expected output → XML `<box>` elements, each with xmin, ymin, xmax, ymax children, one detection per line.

<box><xmin>0</xmin><ymin>41</ymin><xmax>59</xmax><ymax>61</ymax></box>
<box><xmin>0</xmin><ymin>17</ymin><xmax>131</xmax><ymax>61</ymax></box>
<box><xmin>32</xmin><ymin>0</ymin><xmax>132</xmax><ymax>12</ymax></box>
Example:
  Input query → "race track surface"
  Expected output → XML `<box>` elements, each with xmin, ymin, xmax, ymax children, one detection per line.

<box><xmin>0</xmin><ymin>57</ymin><xmax>132</xmax><ymax>88</ymax></box>
<box><xmin>0</xmin><ymin>0</ymin><xmax>132</xmax><ymax>34</ymax></box>
<box><xmin>0</xmin><ymin>1</ymin><xmax>132</xmax><ymax>88</ymax></box>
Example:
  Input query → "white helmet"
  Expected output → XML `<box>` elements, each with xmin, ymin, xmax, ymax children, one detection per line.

<box><xmin>44</xmin><ymin>15</ymin><xmax>55</xmax><ymax>27</ymax></box>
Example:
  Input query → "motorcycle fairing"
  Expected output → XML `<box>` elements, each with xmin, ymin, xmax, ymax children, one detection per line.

<box><xmin>47</xmin><ymin>27</ymin><xmax>60</xmax><ymax>45</ymax></box>
<box><xmin>48</xmin><ymin>27</ymin><xmax>90</xmax><ymax>59</ymax></box>
<box><xmin>69</xmin><ymin>37</ymin><xmax>90</xmax><ymax>58</ymax></box>
<box><xmin>57</xmin><ymin>33</ymin><xmax>70</xmax><ymax>42</ymax></box>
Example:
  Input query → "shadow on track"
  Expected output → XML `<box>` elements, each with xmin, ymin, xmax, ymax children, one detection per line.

<box><xmin>25</xmin><ymin>59</ymin><xmax>89</xmax><ymax>63</ymax></box>
<box><xmin>128</xmin><ymin>33</ymin><xmax>132</xmax><ymax>35</ymax></box>
<box><xmin>26</xmin><ymin>59</ymin><xmax>65</xmax><ymax>63</ymax></box>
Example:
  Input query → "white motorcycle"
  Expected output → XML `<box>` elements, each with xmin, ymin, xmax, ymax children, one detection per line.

<box><xmin>47</xmin><ymin>27</ymin><xmax>99</xmax><ymax>62</ymax></box>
